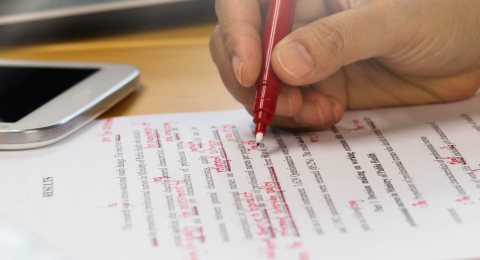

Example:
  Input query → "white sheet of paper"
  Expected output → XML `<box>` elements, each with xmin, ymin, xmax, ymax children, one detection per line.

<box><xmin>2</xmin><ymin>95</ymin><xmax>480</xmax><ymax>260</ymax></box>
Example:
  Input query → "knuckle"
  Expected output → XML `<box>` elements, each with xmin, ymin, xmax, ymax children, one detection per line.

<box><xmin>308</xmin><ymin>21</ymin><xmax>346</xmax><ymax>59</ymax></box>
<box><xmin>217</xmin><ymin>17</ymin><xmax>237</xmax><ymax>45</ymax></box>
<box><xmin>209</xmin><ymin>27</ymin><xmax>220</xmax><ymax>51</ymax></box>
<box><xmin>209</xmin><ymin>27</ymin><xmax>223</xmax><ymax>63</ymax></box>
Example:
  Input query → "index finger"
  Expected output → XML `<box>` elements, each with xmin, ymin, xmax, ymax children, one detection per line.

<box><xmin>215</xmin><ymin>0</ymin><xmax>264</xmax><ymax>87</ymax></box>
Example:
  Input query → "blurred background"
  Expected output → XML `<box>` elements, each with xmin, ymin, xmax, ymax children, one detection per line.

<box><xmin>0</xmin><ymin>0</ymin><xmax>242</xmax><ymax>124</ymax></box>
<box><xmin>0</xmin><ymin>0</ymin><xmax>217</xmax><ymax>46</ymax></box>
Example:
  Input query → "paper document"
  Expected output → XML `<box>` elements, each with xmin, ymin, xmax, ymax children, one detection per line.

<box><xmin>2</xmin><ymin>95</ymin><xmax>480</xmax><ymax>260</ymax></box>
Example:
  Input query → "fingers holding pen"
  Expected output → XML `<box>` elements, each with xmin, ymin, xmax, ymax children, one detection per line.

<box><xmin>267</xmin><ymin>91</ymin><xmax>344</xmax><ymax>131</ymax></box>
<box><xmin>248</xmin><ymin>87</ymin><xmax>344</xmax><ymax>130</ymax></box>
<box><xmin>275</xmin><ymin>85</ymin><xmax>303</xmax><ymax>117</ymax></box>
<box><xmin>210</xmin><ymin>18</ymin><xmax>302</xmax><ymax>121</ymax></box>
<box><xmin>214</xmin><ymin>0</ymin><xmax>332</xmax><ymax>87</ymax></box>
<box><xmin>294</xmin><ymin>88</ymin><xmax>344</xmax><ymax>126</ymax></box>
<box><xmin>212</xmin><ymin>0</ymin><xmax>345</xmax><ymax>131</ymax></box>
<box><xmin>210</xmin><ymin>27</ymin><xmax>301</xmax><ymax>117</ymax></box>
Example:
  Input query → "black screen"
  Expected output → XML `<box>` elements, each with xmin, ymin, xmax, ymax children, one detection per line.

<box><xmin>0</xmin><ymin>66</ymin><xmax>98</xmax><ymax>123</ymax></box>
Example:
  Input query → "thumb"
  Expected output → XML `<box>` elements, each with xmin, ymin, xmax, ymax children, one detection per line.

<box><xmin>271</xmin><ymin>4</ymin><xmax>393</xmax><ymax>86</ymax></box>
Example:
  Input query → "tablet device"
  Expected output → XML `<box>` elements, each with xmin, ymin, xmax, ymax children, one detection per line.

<box><xmin>0</xmin><ymin>59</ymin><xmax>140</xmax><ymax>150</ymax></box>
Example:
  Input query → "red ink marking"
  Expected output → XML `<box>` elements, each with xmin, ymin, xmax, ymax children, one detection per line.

<box><xmin>207</xmin><ymin>140</ymin><xmax>218</xmax><ymax>154</ymax></box>
<box><xmin>242</xmin><ymin>141</ymin><xmax>257</xmax><ymax>145</ymax></box>
<box><xmin>472</xmin><ymin>165</ymin><xmax>480</xmax><ymax>172</ymax></box>
<box><xmin>263</xmin><ymin>209</ymin><xmax>275</xmax><ymax>238</ymax></box>
<box><xmin>242</xmin><ymin>192</ymin><xmax>259</xmax><ymax>213</ymax></box>
<box><xmin>96</xmin><ymin>132</ymin><xmax>113</xmax><ymax>137</ymax></box>
<box><xmin>299</xmin><ymin>251</ymin><xmax>310</xmax><ymax>260</ymax></box>
<box><xmin>242</xmin><ymin>193</ymin><xmax>268</xmax><ymax>237</ymax></box>
<box><xmin>168</xmin><ymin>179</ymin><xmax>186</xmax><ymax>185</ymax></box>
<box><xmin>209</xmin><ymin>155</ymin><xmax>225</xmax><ymax>173</ymax></box>
<box><xmin>215</xmin><ymin>130</ymin><xmax>232</xmax><ymax>172</ymax></box>
<box><xmin>240</xmin><ymin>140</ymin><xmax>258</xmax><ymax>151</ymax></box>
<box><xmin>287</xmin><ymin>242</ymin><xmax>302</xmax><ymax>250</ymax></box>
<box><xmin>107</xmin><ymin>203</ymin><xmax>117</xmax><ymax>208</ymax></box>
<box><xmin>269</xmin><ymin>166</ymin><xmax>300</xmax><ymax>237</ymax></box>
<box><xmin>155</xmin><ymin>130</ymin><xmax>162</xmax><ymax>148</ymax></box>
<box><xmin>187</xmin><ymin>142</ymin><xmax>198</xmax><ymax>152</ymax></box>
<box><xmin>412</xmin><ymin>200</ymin><xmax>427</xmax><ymax>207</ymax></box>
<box><xmin>309</xmin><ymin>136</ymin><xmax>319</xmax><ymax>143</ymax></box>
<box><xmin>153</xmin><ymin>177</ymin><xmax>163</xmax><ymax>182</ymax></box>
<box><xmin>460</xmin><ymin>157</ymin><xmax>467</xmax><ymax>165</ymax></box>
<box><xmin>455</xmin><ymin>196</ymin><xmax>470</xmax><ymax>202</ymax></box>
<box><xmin>257</xmin><ymin>238</ymin><xmax>276</xmax><ymax>260</ymax></box>
<box><xmin>348</xmin><ymin>200</ymin><xmax>364</xmax><ymax>209</ymax></box>
<box><xmin>132</xmin><ymin>122</ymin><xmax>150</xmax><ymax>126</ymax></box>
<box><xmin>366</xmin><ymin>121</ymin><xmax>376</xmax><ymax>129</ymax></box>
<box><xmin>116</xmin><ymin>135</ymin><xmax>121</xmax><ymax>141</ymax></box>
<box><xmin>213</xmin><ymin>124</ymin><xmax>231</xmax><ymax>130</ymax></box>
<box><xmin>170</xmin><ymin>181</ymin><xmax>191</xmax><ymax>217</ymax></box>
<box><xmin>168</xmin><ymin>180</ymin><xmax>185</xmax><ymax>186</ymax></box>
<box><xmin>144</xmin><ymin>127</ymin><xmax>156</xmax><ymax>149</ymax></box>
<box><xmin>276</xmin><ymin>216</ymin><xmax>288</xmax><ymax>237</ymax></box>
<box><xmin>297</xmin><ymin>137</ymin><xmax>304</xmax><ymax>143</ymax></box>
<box><xmin>197</xmin><ymin>227</ymin><xmax>205</xmax><ymax>243</ymax></box>
<box><xmin>102</xmin><ymin>118</ymin><xmax>113</xmax><ymax>130</ymax></box>
<box><xmin>182</xmin><ymin>227</ymin><xmax>203</xmax><ymax>260</ymax></box>
<box><xmin>443</xmin><ymin>157</ymin><xmax>462</xmax><ymax>165</ymax></box>
<box><xmin>269</xmin><ymin>195</ymin><xmax>283</xmax><ymax>214</ymax></box>
<box><xmin>348</xmin><ymin>119</ymin><xmax>365</xmax><ymax>131</ymax></box>
<box><xmin>183</xmin><ymin>226</ymin><xmax>205</xmax><ymax>243</ymax></box>
<box><xmin>193</xmin><ymin>206</ymin><xmax>199</xmax><ymax>216</ymax></box>
<box><xmin>152</xmin><ymin>238</ymin><xmax>158</xmax><ymax>247</ymax></box>
<box><xmin>261</xmin><ymin>182</ymin><xmax>277</xmax><ymax>194</ymax></box>
<box><xmin>164</xmin><ymin>123</ymin><xmax>172</xmax><ymax>135</ymax></box>
<box><xmin>163</xmin><ymin>123</ymin><xmax>175</xmax><ymax>142</ymax></box>
<box><xmin>175</xmin><ymin>133</ymin><xmax>180</xmax><ymax>140</ymax></box>
<box><xmin>123</xmin><ymin>203</ymin><xmax>135</xmax><ymax>207</ymax></box>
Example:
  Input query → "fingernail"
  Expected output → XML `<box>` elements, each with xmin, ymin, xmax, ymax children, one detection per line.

<box><xmin>294</xmin><ymin>101</ymin><xmax>324</xmax><ymax>125</ymax></box>
<box><xmin>275</xmin><ymin>89</ymin><xmax>293</xmax><ymax>116</ymax></box>
<box><xmin>276</xmin><ymin>41</ymin><xmax>314</xmax><ymax>79</ymax></box>
<box><xmin>231</xmin><ymin>55</ymin><xmax>244</xmax><ymax>86</ymax></box>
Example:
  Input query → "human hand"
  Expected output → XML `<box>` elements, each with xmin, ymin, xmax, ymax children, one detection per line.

<box><xmin>210</xmin><ymin>0</ymin><xmax>480</xmax><ymax>130</ymax></box>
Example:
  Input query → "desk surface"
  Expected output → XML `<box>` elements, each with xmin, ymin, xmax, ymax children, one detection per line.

<box><xmin>0</xmin><ymin>23</ymin><xmax>243</xmax><ymax>118</ymax></box>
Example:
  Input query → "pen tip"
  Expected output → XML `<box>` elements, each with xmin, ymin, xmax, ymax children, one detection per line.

<box><xmin>256</xmin><ymin>133</ymin><xmax>263</xmax><ymax>144</ymax></box>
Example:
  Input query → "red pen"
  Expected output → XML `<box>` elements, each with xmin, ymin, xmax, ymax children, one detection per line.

<box><xmin>253</xmin><ymin>0</ymin><xmax>297</xmax><ymax>144</ymax></box>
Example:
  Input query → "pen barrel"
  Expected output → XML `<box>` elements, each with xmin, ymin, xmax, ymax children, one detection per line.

<box><xmin>255</xmin><ymin>0</ymin><xmax>296</xmax><ymax>90</ymax></box>
<box><xmin>253</xmin><ymin>0</ymin><xmax>296</xmax><ymax>134</ymax></box>
<box><xmin>253</xmin><ymin>84</ymin><xmax>279</xmax><ymax>122</ymax></box>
